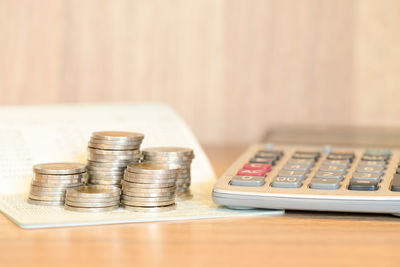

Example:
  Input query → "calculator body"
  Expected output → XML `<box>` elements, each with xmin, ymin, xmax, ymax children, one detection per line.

<box><xmin>212</xmin><ymin>126</ymin><xmax>400</xmax><ymax>215</ymax></box>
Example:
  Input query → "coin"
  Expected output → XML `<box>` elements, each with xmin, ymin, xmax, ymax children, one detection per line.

<box><xmin>27</xmin><ymin>198</ymin><xmax>64</xmax><ymax>206</ymax></box>
<box><xmin>121</xmin><ymin>186</ymin><xmax>175</xmax><ymax>193</ymax></box>
<box><xmin>88</xmin><ymin>170</ymin><xmax>125</xmax><ymax>176</ymax></box>
<box><xmin>28</xmin><ymin>194</ymin><xmax>65</xmax><ymax>202</ymax></box>
<box><xmin>124</xmin><ymin>170</ymin><xmax>176</xmax><ymax>178</ymax></box>
<box><xmin>66</xmin><ymin>196</ymin><xmax>121</xmax><ymax>203</ymax></box>
<box><xmin>28</xmin><ymin>189</ymin><xmax>66</xmax><ymax>196</ymax></box>
<box><xmin>32</xmin><ymin>177</ymin><xmax>83</xmax><ymax>185</ymax></box>
<box><xmin>87</xmin><ymin>160</ymin><xmax>129</xmax><ymax>168</ymax></box>
<box><xmin>91</xmin><ymin>131</ymin><xmax>144</xmax><ymax>141</ymax></box>
<box><xmin>66</xmin><ymin>185</ymin><xmax>121</xmax><ymax>198</ymax></box>
<box><xmin>89</xmin><ymin>179</ymin><xmax>121</xmax><ymax>185</ymax></box>
<box><xmin>33</xmin><ymin>162</ymin><xmax>86</xmax><ymax>175</ymax></box>
<box><xmin>89</xmin><ymin>138</ymin><xmax>142</xmax><ymax>145</ymax></box>
<box><xmin>121</xmin><ymin>199</ymin><xmax>175</xmax><ymax>207</ymax></box>
<box><xmin>126</xmin><ymin>162</ymin><xmax>179</xmax><ymax>174</ymax></box>
<box><xmin>142</xmin><ymin>147</ymin><xmax>193</xmax><ymax>157</ymax></box>
<box><xmin>65</xmin><ymin>200</ymin><xmax>119</xmax><ymax>208</ymax></box>
<box><xmin>122</xmin><ymin>191</ymin><xmax>175</xmax><ymax>198</ymax></box>
<box><xmin>31</xmin><ymin>180</ymin><xmax>83</xmax><ymax>188</ymax></box>
<box><xmin>88</xmin><ymin>154</ymin><xmax>141</xmax><ymax>162</ymax></box>
<box><xmin>64</xmin><ymin>205</ymin><xmax>119</xmax><ymax>212</ymax></box>
<box><xmin>87</xmin><ymin>166</ymin><xmax>126</xmax><ymax>172</ymax></box>
<box><xmin>30</xmin><ymin>184</ymin><xmax>70</xmax><ymax>192</ymax></box>
<box><xmin>88</xmin><ymin>147</ymin><xmax>141</xmax><ymax>156</ymax></box>
<box><xmin>121</xmin><ymin>195</ymin><xmax>173</xmax><ymax>202</ymax></box>
<box><xmin>34</xmin><ymin>173</ymin><xmax>88</xmax><ymax>180</ymax></box>
<box><xmin>122</xmin><ymin>204</ymin><xmax>176</xmax><ymax>212</ymax></box>
<box><xmin>123</xmin><ymin>177</ymin><xmax>177</xmax><ymax>184</ymax></box>
<box><xmin>121</xmin><ymin>181</ymin><xmax>176</xmax><ymax>189</ymax></box>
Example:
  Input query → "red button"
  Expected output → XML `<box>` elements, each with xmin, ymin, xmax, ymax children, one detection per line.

<box><xmin>237</xmin><ymin>169</ymin><xmax>266</xmax><ymax>177</ymax></box>
<box><xmin>243</xmin><ymin>163</ymin><xmax>272</xmax><ymax>172</ymax></box>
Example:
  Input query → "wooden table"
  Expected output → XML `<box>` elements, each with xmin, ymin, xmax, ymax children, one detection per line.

<box><xmin>1</xmin><ymin>146</ymin><xmax>400</xmax><ymax>267</ymax></box>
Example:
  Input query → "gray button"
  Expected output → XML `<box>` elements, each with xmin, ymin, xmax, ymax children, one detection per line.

<box><xmin>349</xmin><ymin>179</ymin><xmax>379</xmax><ymax>191</ymax></box>
<box><xmin>356</xmin><ymin>166</ymin><xmax>384</xmax><ymax>175</ymax></box>
<box><xmin>322</xmin><ymin>160</ymin><xmax>350</xmax><ymax>167</ymax></box>
<box><xmin>358</xmin><ymin>160</ymin><xmax>385</xmax><ymax>168</ymax></box>
<box><xmin>272</xmin><ymin>177</ymin><xmax>302</xmax><ymax>188</ymax></box>
<box><xmin>310</xmin><ymin>178</ymin><xmax>340</xmax><ymax>190</ymax></box>
<box><xmin>231</xmin><ymin>176</ymin><xmax>265</xmax><ymax>187</ymax></box>
<box><xmin>362</xmin><ymin>155</ymin><xmax>387</xmax><ymax>162</ymax></box>
<box><xmin>319</xmin><ymin>165</ymin><xmax>347</xmax><ymax>173</ymax></box>
<box><xmin>292</xmin><ymin>153</ymin><xmax>318</xmax><ymax>160</ymax></box>
<box><xmin>287</xmin><ymin>159</ymin><xmax>314</xmax><ymax>166</ymax></box>
<box><xmin>282</xmin><ymin>164</ymin><xmax>310</xmax><ymax>172</ymax></box>
<box><xmin>391</xmin><ymin>174</ymin><xmax>400</xmax><ymax>191</ymax></box>
<box><xmin>278</xmin><ymin>170</ymin><xmax>307</xmax><ymax>180</ymax></box>
<box><xmin>314</xmin><ymin>171</ymin><xmax>344</xmax><ymax>181</ymax></box>
<box><xmin>352</xmin><ymin>172</ymin><xmax>381</xmax><ymax>182</ymax></box>
<box><xmin>256</xmin><ymin>152</ymin><xmax>280</xmax><ymax>160</ymax></box>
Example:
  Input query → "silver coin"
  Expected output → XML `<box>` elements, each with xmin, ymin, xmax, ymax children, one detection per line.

<box><xmin>34</xmin><ymin>172</ymin><xmax>88</xmax><ymax>180</ymax></box>
<box><xmin>91</xmin><ymin>131</ymin><xmax>144</xmax><ymax>141</ymax></box>
<box><xmin>124</xmin><ymin>171</ymin><xmax>176</xmax><ymax>179</ymax></box>
<box><xmin>121</xmin><ymin>195</ymin><xmax>174</xmax><ymax>202</ymax></box>
<box><xmin>122</xmin><ymin>190</ymin><xmax>175</xmax><ymax>198</ymax></box>
<box><xmin>121</xmin><ymin>186</ymin><xmax>175</xmax><ymax>193</ymax></box>
<box><xmin>88</xmin><ymin>142</ymin><xmax>140</xmax><ymax>150</ymax></box>
<box><xmin>87</xmin><ymin>160</ymin><xmax>129</xmax><ymax>168</ymax></box>
<box><xmin>27</xmin><ymin>198</ymin><xmax>64</xmax><ymax>206</ymax></box>
<box><xmin>64</xmin><ymin>205</ymin><xmax>119</xmax><ymax>212</ymax></box>
<box><xmin>66</xmin><ymin>185</ymin><xmax>121</xmax><ymax>198</ymax></box>
<box><xmin>29</xmin><ymin>189</ymin><xmax>66</xmax><ymax>197</ymax></box>
<box><xmin>88</xmin><ymin>171</ymin><xmax>125</xmax><ymax>177</ymax></box>
<box><xmin>89</xmin><ymin>179</ymin><xmax>121</xmax><ymax>185</ymax></box>
<box><xmin>176</xmin><ymin>192</ymin><xmax>193</xmax><ymax>201</ymax></box>
<box><xmin>143</xmin><ymin>157</ymin><xmax>193</xmax><ymax>163</ymax></box>
<box><xmin>123</xmin><ymin>176</ymin><xmax>176</xmax><ymax>184</ymax></box>
<box><xmin>121</xmin><ymin>181</ymin><xmax>176</xmax><ymax>189</ymax></box>
<box><xmin>87</xmin><ymin>165</ymin><xmax>126</xmax><ymax>171</ymax></box>
<box><xmin>85</xmin><ymin>184</ymin><xmax>121</xmax><ymax>190</ymax></box>
<box><xmin>32</xmin><ymin>177</ymin><xmax>83</xmax><ymax>185</ymax></box>
<box><xmin>89</xmin><ymin>138</ymin><xmax>142</xmax><ymax>146</ymax></box>
<box><xmin>28</xmin><ymin>194</ymin><xmax>65</xmax><ymax>202</ymax></box>
<box><xmin>122</xmin><ymin>204</ymin><xmax>176</xmax><ymax>212</ymax></box>
<box><xmin>126</xmin><ymin>162</ymin><xmax>179</xmax><ymax>175</ymax></box>
<box><xmin>88</xmin><ymin>147</ymin><xmax>140</xmax><ymax>156</ymax></box>
<box><xmin>89</xmin><ymin>174</ymin><xmax>123</xmax><ymax>179</ymax></box>
<box><xmin>66</xmin><ymin>195</ymin><xmax>120</xmax><ymax>203</ymax></box>
<box><xmin>121</xmin><ymin>199</ymin><xmax>175</xmax><ymax>207</ymax></box>
<box><xmin>142</xmin><ymin>147</ymin><xmax>193</xmax><ymax>156</ymax></box>
<box><xmin>33</xmin><ymin>162</ymin><xmax>86</xmax><ymax>175</ymax></box>
<box><xmin>88</xmin><ymin>154</ymin><xmax>141</xmax><ymax>162</ymax></box>
<box><xmin>30</xmin><ymin>184</ymin><xmax>69</xmax><ymax>192</ymax></box>
<box><xmin>65</xmin><ymin>200</ymin><xmax>119</xmax><ymax>208</ymax></box>
<box><xmin>31</xmin><ymin>180</ymin><xmax>83</xmax><ymax>188</ymax></box>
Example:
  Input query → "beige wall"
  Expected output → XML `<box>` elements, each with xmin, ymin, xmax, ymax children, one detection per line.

<box><xmin>1</xmin><ymin>0</ymin><xmax>400</xmax><ymax>145</ymax></box>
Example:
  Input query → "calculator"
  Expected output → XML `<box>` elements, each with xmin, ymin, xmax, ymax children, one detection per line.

<box><xmin>212</xmin><ymin>126</ymin><xmax>400</xmax><ymax>215</ymax></box>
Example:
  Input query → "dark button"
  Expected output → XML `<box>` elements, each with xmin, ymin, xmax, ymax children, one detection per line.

<box><xmin>396</xmin><ymin>168</ymin><xmax>400</xmax><ymax>174</ymax></box>
<box><xmin>348</xmin><ymin>179</ymin><xmax>379</xmax><ymax>191</ymax></box>
<box><xmin>249</xmin><ymin>157</ymin><xmax>275</xmax><ymax>165</ymax></box>
<box><xmin>258</xmin><ymin>150</ymin><xmax>284</xmax><ymax>156</ymax></box>
<box><xmin>391</xmin><ymin>174</ymin><xmax>400</xmax><ymax>192</ymax></box>
<box><xmin>255</xmin><ymin>152</ymin><xmax>280</xmax><ymax>160</ymax></box>
<box><xmin>292</xmin><ymin>153</ymin><xmax>318</xmax><ymax>160</ymax></box>
<box><xmin>327</xmin><ymin>154</ymin><xmax>354</xmax><ymax>162</ymax></box>
<box><xmin>361</xmin><ymin>155</ymin><xmax>387</xmax><ymax>162</ymax></box>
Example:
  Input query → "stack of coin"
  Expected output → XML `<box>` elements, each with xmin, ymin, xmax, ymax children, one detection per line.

<box><xmin>64</xmin><ymin>185</ymin><xmax>121</xmax><ymax>212</ymax></box>
<box><xmin>142</xmin><ymin>147</ymin><xmax>194</xmax><ymax>199</ymax></box>
<box><xmin>28</xmin><ymin>163</ymin><xmax>87</xmax><ymax>206</ymax></box>
<box><xmin>121</xmin><ymin>162</ymin><xmax>179</xmax><ymax>212</ymax></box>
<box><xmin>86</xmin><ymin>131</ymin><xmax>144</xmax><ymax>187</ymax></box>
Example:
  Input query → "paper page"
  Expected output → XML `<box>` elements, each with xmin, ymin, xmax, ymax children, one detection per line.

<box><xmin>0</xmin><ymin>103</ymin><xmax>283</xmax><ymax>228</ymax></box>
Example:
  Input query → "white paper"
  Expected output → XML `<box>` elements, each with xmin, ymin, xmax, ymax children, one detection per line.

<box><xmin>0</xmin><ymin>103</ymin><xmax>283</xmax><ymax>228</ymax></box>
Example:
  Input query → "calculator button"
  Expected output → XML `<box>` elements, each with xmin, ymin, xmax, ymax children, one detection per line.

<box><xmin>231</xmin><ymin>176</ymin><xmax>265</xmax><ymax>187</ymax></box>
<box><xmin>278</xmin><ymin>170</ymin><xmax>307</xmax><ymax>180</ymax></box>
<box><xmin>243</xmin><ymin>163</ymin><xmax>272</xmax><ymax>172</ymax></box>
<box><xmin>287</xmin><ymin>159</ymin><xmax>315</xmax><ymax>166</ymax></box>
<box><xmin>322</xmin><ymin>160</ymin><xmax>350</xmax><ymax>167</ymax></box>
<box><xmin>361</xmin><ymin>155</ymin><xmax>387</xmax><ymax>162</ymax></box>
<box><xmin>391</xmin><ymin>174</ymin><xmax>400</xmax><ymax>192</ymax></box>
<box><xmin>295</xmin><ymin>151</ymin><xmax>321</xmax><ymax>156</ymax></box>
<box><xmin>255</xmin><ymin>152</ymin><xmax>280</xmax><ymax>160</ymax></box>
<box><xmin>365</xmin><ymin>149</ymin><xmax>391</xmax><ymax>157</ymax></box>
<box><xmin>292</xmin><ymin>153</ymin><xmax>318</xmax><ymax>160</ymax></box>
<box><xmin>249</xmin><ymin>157</ymin><xmax>275</xmax><ymax>165</ymax></box>
<box><xmin>282</xmin><ymin>164</ymin><xmax>310</xmax><ymax>172</ymax></box>
<box><xmin>327</xmin><ymin>154</ymin><xmax>354</xmax><ymax>161</ymax></box>
<box><xmin>258</xmin><ymin>150</ymin><xmax>283</xmax><ymax>156</ymax></box>
<box><xmin>314</xmin><ymin>171</ymin><xmax>344</xmax><ymax>181</ymax></box>
<box><xmin>348</xmin><ymin>180</ymin><xmax>379</xmax><ymax>191</ymax></box>
<box><xmin>237</xmin><ymin>169</ymin><xmax>266</xmax><ymax>177</ymax></box>
<box><xmin>355</xmin><ymin>166</ymin><xmax>384</xmax><ymax>175</ymax></box>
<box><xmin>358</xmin><ymin>160</ymin><xmax>385</xmax><ymax>168</ymax></box>
<box><xmin>271</xmin><ymin>177</ymin><xmax>302</xmax><ymax>188</ymax></box>
<box><xmin>319</xmin><ymin>165</ymin><xmax>347</xmax><ymax>173</ymax></box>
<box><xmin>352</xmin><ymin>172</ymin><xmax>381</xmax><ymax>182</ymax></box>
<box><xmin>310</xmin><ymin>178</ymin><xmax>340</xmax><ymax>190</ymax></box>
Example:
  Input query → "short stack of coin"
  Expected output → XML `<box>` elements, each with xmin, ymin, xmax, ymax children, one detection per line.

<box><xmin>64</xmin><ymin>185</ymin><xmax>121</xmax><ymax>212</ymax></box>
<box><xmin>121</xmin><ymin>162</ymin><xmax>178</xmax><ymax>212</ymax></box>
<box><xmin>28</xmin><ymin>163</ymin><xmax>87</xmax><ymax>206</ymax></box>
<box><xmin>142</xmin><ymin>147</ymin><xmax>194</xmax><ymax>199</ymax></box>
<box><xmin>86</xmin><ymin>131</ymin><xmax>144</xmax><ymax>187</ymax></box>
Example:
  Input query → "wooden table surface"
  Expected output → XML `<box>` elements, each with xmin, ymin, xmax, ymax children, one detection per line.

<box><xmin>1</xmin><ymin>146</ymin><xmax>400</xmax><ymax>267</ymax></box>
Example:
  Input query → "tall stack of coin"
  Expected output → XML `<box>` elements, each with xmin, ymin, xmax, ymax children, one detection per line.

<box><xmin>64</xmin><ymin>185</ymin><xmax>121</xmax><ymax>212</ymax></box>
<box><xmin>28</xmin><ymin>163</ymin><xmax>87</xmax><ymax>206</ymax></box>
<box><xmin>86</xmin><ymin>131</ymin><xmax>144</xmax><ymax>187</ymax></box>
<box><xmin>121</xmin><ymin>162</ymin><xmax>178</xmax><ymax>212</ymax></box>
<box><xmin>142</xmin><ymin>147</ymin><xmax>194</xmax><ymax>199</ymax></box>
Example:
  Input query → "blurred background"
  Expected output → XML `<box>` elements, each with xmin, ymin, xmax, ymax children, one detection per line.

<box><xmin>1</xmin><ymin>0</ymin><xmax>400</xmax><ymax>146</ymax></box>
